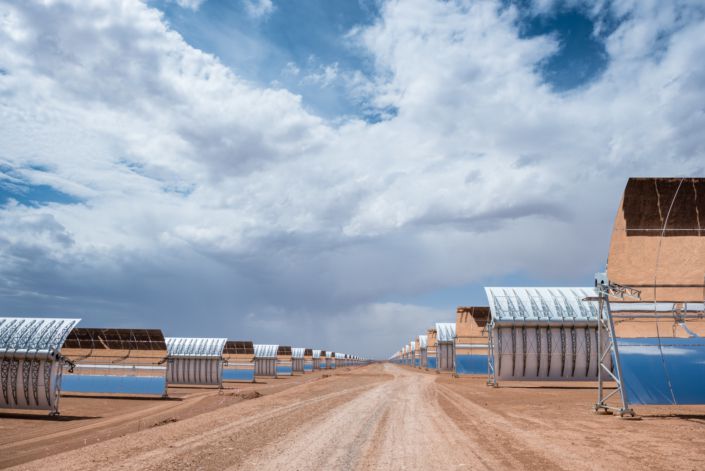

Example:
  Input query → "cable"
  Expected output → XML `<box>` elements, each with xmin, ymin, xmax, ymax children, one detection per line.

<box><xmin>653</xmin><ymin>178</ymin><xmax>684</xmax><ymax>405</ymax></box>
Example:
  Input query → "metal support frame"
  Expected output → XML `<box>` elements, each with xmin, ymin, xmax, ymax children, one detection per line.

<box><xmin>591</xmin><ymin>281</ymin><xmax>639</xmax><ymax>417</ymax></box>
<box><xmin>453</xmin><ymin>336</ymin><xmax>458</xmax><ymax>377</ymax></box>
<box><xmin>486</xmin><ymin>324</ymin><xmax>497</xmax><ymax>387</ymax></box>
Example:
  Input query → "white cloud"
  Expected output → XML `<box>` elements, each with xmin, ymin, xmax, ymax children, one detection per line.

<box><xmin>243</xmin><ymin>0</ymin><xmax>274</xmax><ymax>19</ymax></box>
<box><xmin>174</xmin><ymin>0</ymin><xmax>206</xmax><ymax>11</ymax></box>
<box><xmin>282</xmin><ymin>61</ymin><xmax>300</xmax><ymax>77</ymax></box>
<box><xmin>302</xmin><ymin>63</ymin><xmax>340</xmax><ymax>88</ymax></box>
<box><xmin>0</xmin><ymin>0</ymin><xmax>703</xmax><ymax>357</ymax></box>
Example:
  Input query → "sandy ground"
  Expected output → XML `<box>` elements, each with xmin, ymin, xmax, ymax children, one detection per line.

<box><xmin>4</xmin><ymin>364</ymin><xmax>705</xmax><ymax>470</ymax></box>
<box><xmin>0</xmin><ymin>371</ymin><xmax>329</xmax><ymax>468</ymax></box>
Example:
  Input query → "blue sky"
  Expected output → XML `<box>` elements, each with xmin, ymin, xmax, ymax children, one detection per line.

<box><xmin>152</xmin><ymin>0</ymin><xmax>381</xmax><ymax>119</ymax></box>
<box><xmin>520</xmin><ymin>7</ymin><xmax>613</xmax><ymax>91</ymax></box>
<box><xmin>0</xmin><ymin>165</ymin><xmax>80</xmax><ymax>206</ymax></box>
<box><xmin>0</xmin><ymin>0</ymin><xmax>704</xmax><ymax>357</ymax></box>
<box><xmin>152</xmin><ymin>0</ymin><xmax>614</xmax><ymax>117</ymax></box>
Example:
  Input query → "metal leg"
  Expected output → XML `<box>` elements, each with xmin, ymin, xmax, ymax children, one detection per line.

<box><xmin>453</xmin><ymin>338</ymin><xmax>458</xmax><ymax>378</ymax></box>
<box><xmin>595</xmin><ymin>297</ymin><xmax>606</xmax><ymax>412</ymax></box>
<box><xmin>487</xmin><ymin>325</ymin><xmax>497</xmax><ymax>387</ymax></box>
<box><xmin>594</xmin><ymin>293</ymin><xmax>635</xmax><ymax>417</ymax></box>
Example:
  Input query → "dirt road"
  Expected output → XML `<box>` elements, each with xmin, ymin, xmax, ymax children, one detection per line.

<box><xmin>7</xmin><ymin>364</ymin><xmax>705</xmax><ymax>470</ymax></box>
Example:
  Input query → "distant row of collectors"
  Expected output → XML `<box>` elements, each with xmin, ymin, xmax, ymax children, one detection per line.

<box><xmin>0</xmin><ymin>318</ymin><xmax>368</xmax><ymax>414</ymax></box>
<box><xmin>393</xmin><ymin>288</ymin><xmax>608</xmax><ymax>382</ymax></box>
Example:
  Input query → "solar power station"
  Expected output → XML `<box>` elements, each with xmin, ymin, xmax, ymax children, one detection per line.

<box><xmin>2</xmin><ymin>177</ymin><xmax>703</xmax><ymax>423</ymax></box>
<box><xmin>392</xmin><ymin>177</ymin><xmax>705</xmax><ymax>418</ymax></box>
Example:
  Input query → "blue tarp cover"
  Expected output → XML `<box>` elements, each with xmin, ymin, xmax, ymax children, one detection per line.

<box><xmin>618</xmin><ymin>337</ymin><xmax>705</xmax><ymax>405</ymax></box>
<box><xmin>455</xmin><ymin>354</ymin><xmax>486</xmax><ymax>375</ymax></box>
<box><xmin>62</xmin><ymin>375</ymin><xmax>165</xmax><ymax>395</ymax></box>
<box><xmin>223</xmin><ymin>369</ymin><xmax>255</xmax><ymax>382</ymax></box>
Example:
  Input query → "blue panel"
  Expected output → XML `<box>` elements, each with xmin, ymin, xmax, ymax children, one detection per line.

<box><xmin>304</xmin><ymin>365</ymin><xmax>313</xmax><ymax>372</ymax></box>
<box><xmin>62</xmin><ymin>374</ymin><xmax>165</xmax><ymax>395</ymax></box>
<box><xmin>276</xmin><ymin>366</ymin><xmax>292</xmax><ymax>375</ymax></box>
<box><xmin>618</xmin><ymin>337</ymin><xmax>705</xmax><ymax>405</ymax></box>
<box><xmin>427</xmin><ymin>357</ymin><xmax>437</xmax><ymax>369</ymax></box>
<box><xmin>223</xmin><ymin>369</ymin><xmax>255</xmax><ymax>382</ymax></box>
<box><xmin>455</xmin><ymin>354</ymin><xmax>486</xmax><ymax>375</ymax></box>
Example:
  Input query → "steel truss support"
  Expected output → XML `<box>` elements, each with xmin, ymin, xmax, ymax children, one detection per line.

<box><xmin>453</xmin><ymin>337</ymin><xmax>458</xmax><ymax>377</ymax></box>
<box><xmin>487</xmin><ymin>325</ymin><xmax>497</xmax><ymax>387</ymax></box>
<box><xmin>592</xmin><ymin>282</ymin><xmax>636</xmax><ymax>417</ymax></box>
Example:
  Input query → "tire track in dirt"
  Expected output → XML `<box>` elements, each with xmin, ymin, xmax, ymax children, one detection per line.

<box><xmin>120</xmin><ymin>380</ymin><xmax>387</xmax><ymax>470</ymax></box>
<box><xmin>236</xmin><ymin>376</ymin><xmax>394</xmax><ymax>470</ymax></box>
<box><xmin>352</xmin><ymin>365</ymin><xmax>490</xmax><ymax>470</ymax></box>
<box><xmin>3</xmin><ymin>391</ymin><xmax>215</xmax><ymax>449</ymax></box>
<box><xmin>239</xmin><ymin>364</ymin><xmax>493</xmax><ymax>471</ymax></box>
<box><xmin>9</xmin><ymin>368</ymin><xmax>390</xmax><ymax>471</ymax></box>
<box><xmin>0</xmin><ymin>390</ymin><xmax>229</xmax><ymax>468</ymax></box>
<box><xmin>435</xmin><ymin>385</ymin><xmax>560</xmax><ymax>469</ymax></box>
<box><xmin>435</xmin><ymin>380</ymin><xmax>705</xmax><ymax>471</ymax></box>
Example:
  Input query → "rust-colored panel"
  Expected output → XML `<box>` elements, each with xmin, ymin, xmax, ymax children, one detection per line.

<box><xmin>456</xmin><ymin>306</ymin><xmax>489</xmax><ymax>347</ymax></box>
<box><xmin>223</xmin><ymin>340</ymin><xmax>255</xmax><ymax>362</ymax></box>
<box><xmin>455</xmin><ymin>306</ymin><xmax>489</xmax><ymax>336</ymax></box>
<box><xmin>63</xmin><ymin>328</ymin><xmax>167</xmax><ymax>351</ymax></box>
<box><xmin>426</xmin><ymin>328</ymin><xmax>437</xmax><ymax>348</ymax></box>
<box><xmin>277</xmin><ymin>345</ymin><xmax>292</xmax><ymax>355</ymax></box>
<box><xmin>61</xmin><ymin>327</ymin><xmax>168</xmax><ymax>366</ymax></box>
<box><xmin>223</xmin><ymin>340</ymin><xmax>254</xmax><ymax>355</ymax></box>
<box><xmin>607</xmin><ymin>177</ymin><xmax>705</xmax><ymax>302</ymax></box>
<box><xmin>622</xmin><ymin>178</ymin><xmax>705</xmax><ymax>236</ymax></box>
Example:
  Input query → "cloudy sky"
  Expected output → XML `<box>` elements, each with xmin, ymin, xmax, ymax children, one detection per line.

<box><xmin>1</xmin><ymin>0</ymin><xmax>703</xmax><ymax>358</ymax></box>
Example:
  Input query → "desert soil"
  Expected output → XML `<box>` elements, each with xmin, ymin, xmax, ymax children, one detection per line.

<box><xmin>3</xmin><ymin>363</ymin><xmax>705</xmax><ymax>470</ymax></box>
